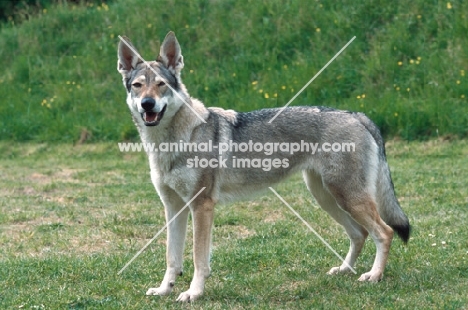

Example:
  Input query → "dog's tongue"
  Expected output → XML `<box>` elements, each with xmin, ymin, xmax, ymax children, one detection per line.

<box><xmin>144</xmin><ymin>112</ymin><xmax>158</xmax><ymax>122</ymax></box>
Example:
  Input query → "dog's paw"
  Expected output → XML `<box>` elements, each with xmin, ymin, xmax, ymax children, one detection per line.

<box><xmin>176</xmin><ymin>289</ymin><xmax>202</xmax><ymax>302</ymax></box>
<box><xmin>146</xmin><ymin>285</ymin><xmax>173</xmax><ymax>296</ymax></box>
<box><xmin>358</xmin><ymin>271</ymin><xmax>382</xmax><ymax>282</ymax></box>
<box><xmin>327</xmin><ymin>265</ymin><xmax>354</xmax><ymax>275</ymax></box>
<box><xmin>327</xmin><ymin>266</ymin><xmax>342</xmax><ymax>275</ymax></box>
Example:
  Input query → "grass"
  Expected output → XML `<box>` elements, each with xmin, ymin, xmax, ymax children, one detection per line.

<box><xmin>1</xmin><ymin>140</ymin><xmax>467</xmax><ymax>309</ymax></box>
<box><xmin>1</xmin><ymin>1</ymin><xmax>468</xmax><ymax>308</ymax></box>
<box><xmin>0</xmin><ymin>0</ymin><xmax>468</xmax><ymax>142</ymax></box>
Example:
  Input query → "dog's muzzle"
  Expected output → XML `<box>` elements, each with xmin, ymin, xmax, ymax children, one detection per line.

<box><xmin>140</xmin><ymin>97</ymin><xmax>166</xmax><ymax>126</ymax></box>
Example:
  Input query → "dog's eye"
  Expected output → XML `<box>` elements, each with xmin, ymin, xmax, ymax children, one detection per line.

<box><xmin>132</xmin><ymin>82</ymin><xmax>142</xmax><ymax>88</ymax></box>
<box><xmin>157</xmin><ymin>81</ymin><xmax>166</xmax><ymax>87</ymax></box>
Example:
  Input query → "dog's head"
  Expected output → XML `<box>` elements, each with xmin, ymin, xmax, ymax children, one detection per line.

<box><xmin>117</xmin><ymin>32</ymin><xmax>185</xmax><ymax>127</ymax></box>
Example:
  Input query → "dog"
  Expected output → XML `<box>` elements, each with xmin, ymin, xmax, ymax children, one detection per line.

<box><xmin>117</xmin><ymin>31</ymin><xmax>410</xmax><ymax>302</ymax></box>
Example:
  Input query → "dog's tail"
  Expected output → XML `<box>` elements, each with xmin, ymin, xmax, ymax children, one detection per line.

<box><xmin>375</xmin><ymin>158</ymin><xmax>411</xmax><ymax>243</ymax></box>
<box><xmin>355</xmin><ymin>113</ymin><xmax>411</xmax><ymax>243</ymax></box>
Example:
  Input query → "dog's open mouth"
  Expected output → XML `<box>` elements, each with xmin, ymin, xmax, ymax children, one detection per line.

<box><xmin>142</xmin><ymin>105</ymin><xmax>167</xmax><ymax>126</ymax></box>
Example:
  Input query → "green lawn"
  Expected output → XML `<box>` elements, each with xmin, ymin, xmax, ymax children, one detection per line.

<box><xmin>1</xmin><ymin>0</ymin><xmax>467</xmax><ymax>308</ymax></box>
<box><xmin>1</xmin><ymin>140</ymin><xmax>467</xmax><ymax>309</ymax></box>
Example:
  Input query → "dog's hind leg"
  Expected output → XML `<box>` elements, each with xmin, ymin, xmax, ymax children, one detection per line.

<box><xmin>177</xmin><ymin>196</ymin><xmax>215</xmax><ymax>302</ymax></box>
<box><xmin>323</xmin><ymin>178</ymin><xmax>394</xmax><ymax>282</ymax></box>
<box><xmin>303</xmin><ymin>170</ymin><xmax>368</xmax><ymax>274</ymax></box>
<box><xmin>146</xmin><ymin>187</ymin><xmax>189</xmax><ymax>296</ymax></box>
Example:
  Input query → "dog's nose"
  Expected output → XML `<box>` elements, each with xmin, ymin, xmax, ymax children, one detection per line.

<box><xmin>141</xmin><ymin>97</ymin><xmax>156</xmax><ymax>111</ymax></box>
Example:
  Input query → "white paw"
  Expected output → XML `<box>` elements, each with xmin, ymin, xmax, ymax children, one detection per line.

<box><xmin>176</xmin><ymin>289</ymin><xmax>202</xmax><ymax>302</ymax></box>
<box><xmin>358</xmin><ymin>271</ymin><xmax>382</xmax><ymax>282</ymax></box>
<box><xmin>327</xmin><ymin>266</ymin><xmax>353</xmax><ymax>275</ymax></box>
<box><xmin>327</xmin><ymin>266</ymin><xmax>342</xmax><ymax>275</ymax></box>
<box><xmin>146</xmin><ymin>285</ymin><xmax>173</xmax><ymax>296</ymax></box>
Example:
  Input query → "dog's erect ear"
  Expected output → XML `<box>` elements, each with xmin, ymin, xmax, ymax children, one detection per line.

<box><xmin>158</xmin><ymin>31</ymin><xmax>184</xmax><ymax>74</ymax></box>
<box><xmin>118</xmin><ymin>36</ymin><xmax>140</xmax><ymax>76</ymax></box>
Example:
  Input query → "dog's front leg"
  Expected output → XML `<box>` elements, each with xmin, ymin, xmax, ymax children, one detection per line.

<box><xmin>176</xmin><ymin>198</ymin><xmax>215</xmax><ymax>302</ymax></box>
<box><xmin>146</xmin><ymin>188</ymin><xmax>189</xmax><ymax>296</ymax></box>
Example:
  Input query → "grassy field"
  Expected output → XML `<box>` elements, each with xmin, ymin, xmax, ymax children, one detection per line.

<box><xmin>1</xmin><ymin>0</ymin><xmax>467</xmax><ymax>142</ymax></box>
<box><xmin>1</xmin><ymin>0</ymin><xmax>468</xmax><ymax>308</ymax></box>
<box><xmin>0</xmin><ymin>140</ymin><xmax>467</xmax><ymax>309</ymax></box>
